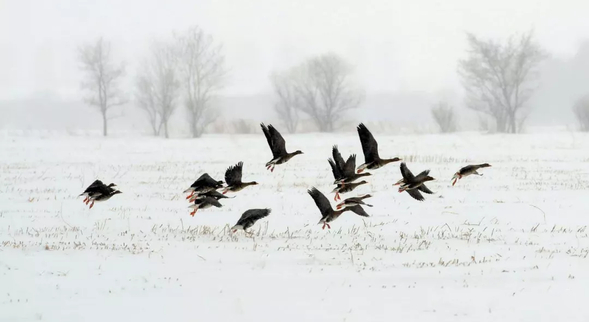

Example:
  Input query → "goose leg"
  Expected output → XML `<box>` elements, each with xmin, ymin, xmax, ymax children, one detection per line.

<box><xmin>190</xmin><ymin>208</ymin><xmax>197</xmax><ymax>216</ymax></box>
<box><xmin>322</xmin><ymin>222</ymin><xmax>326</xmax><ymax>230</ymax></box>
<box><xmin>185</xmin><ymin>192</ymin><xmax>194</xmax><ymax>199</ymax></box>
<box><xmin>89</xmin><ymin>200</ymin><xmax>95</xmax><ymax>209</ymax></box>
<box><xmin>83</xmin><ymin>197</ymin><xmax>88</xmax><ymax>203</ymax></box>
<box><xmin>452</xmin><ymin>178</ymin><xmax>458</xmax><ymax>186</ymax></box>
<box><xmin>271</xmin><ymin>165</ymin><xmax>275</xmax><ymax>172</ymax></box>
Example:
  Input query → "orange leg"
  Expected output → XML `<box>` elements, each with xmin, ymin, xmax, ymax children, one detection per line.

<box><xmin>83</xmin><ymin>197</ymin><xmax>88</xmax><ymax>203</ymax></box>
<box><xmin>185</xmin><ymin>191</ymin><xmax>194</xmax><ymax>199</ymax></box>
<box><xmin>89</xmin><ymin>200</ymin><xmax>95</xmax><ymax>209</ymax></box>
<box><xmin>452</xmin><ymin>178</ymin><xmax>458</xmax><ymax>186</ymax></box>
<box><xmin>190</xmin><ymin>208</ymin><xmax>198</xmax><ymax>216</ymax></box>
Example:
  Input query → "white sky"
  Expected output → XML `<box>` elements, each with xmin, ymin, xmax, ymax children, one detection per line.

<box><xmin>1</xmin><ymin>0</ymin><xmax>588</xmax><ymax>99</ymax></box>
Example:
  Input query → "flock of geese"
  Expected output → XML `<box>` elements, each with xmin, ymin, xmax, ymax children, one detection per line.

<box><xmin>79</xmin><ymin>123</ymin><xmax>492</xmax><ymax>233</ymax></box>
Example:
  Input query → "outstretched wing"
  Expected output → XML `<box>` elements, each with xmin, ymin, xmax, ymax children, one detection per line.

<box><xmin>199</xmin><ymin>190</ymin><xmax>231</xmax><ymax>199</ymax></box>
<box><xmin>225</xmin><ymin>162</ymin><xmax>244</xmax><ymax>185</ymax></box>
<box><xmin>400</xmin><ymin>162</ymin><xmax>415</xmax><ymax>181</ymax></box>
<box><xmin>328</xmin><ymin>158</ymin><xmax>343</xmax><ymax>181</ymax></box>
<box><xmin>237</xmin><ymin>208</ymin><xmax>271</xmax><ymax>226</ymax></box>
<box><xmin>418</xmin><ymin>184</ymin><xmax>434</xmax><ymax>194</ymax></box>
<box><xmin>357</xmin><ymin>123</ymin><xmax>379</xmax><ymax>163</ymax></box>
<box><xmin>346</xmin><ymin>205</ymin><xmax>370</xmax><ymax>217</ymax></box>
<box><xmin>406</xmin><ymin>189</ymin><xmax>425</xmax><ymax>201</ymax></box>
<box><xmin>203</xmin><ymin>197</ymin><xmax>223</xmax><ymax>208</ymax></box>
<box><xmin>307</xmin><ymin>187</ymin><xmax>332</xmax><ymax>217</ymax></box>
<box><xmin>342</xmin><ymin>154</ymin><xmax>357</xmax><ymax>177</ymax></box>
<box><xmin>83</xmin><ymin>179</ymin><xmax>104</xmax><ymax>193</ymax></box>
<box><xmin>196</xmin><ymin>173</ymin><xmax>222</xmax><ymax>188</ymax></box>
<box><xmin>268</xmin><ymin>124</ymin><xmax>288</xmax><ymax>157</ymax></box>
<box><xmin>332</xmin><ymin>145</ymin><xmax>346</xmax><ymax>173</ymax></box>
<box><xmin>260</xmin><ymin>123</ymin><xmax>276</xmax><ymax>157</ymax></box>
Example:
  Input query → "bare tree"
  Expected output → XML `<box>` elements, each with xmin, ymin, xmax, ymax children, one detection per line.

<box><xmin>431</xmin><ymin>101</ymin><xmax>457</xmax><ymax>133</ymax></box>
<box><xmin>270</xmin><ymin>71</ymin><xmax>299</xmax><ymax>133</ymax></box>
<box><xmin>136</xmin><ymin>40</ymin><xmax>180</xmax><ymax>138</ymax></box>
<box><xmin>573</xmin><ymin>95</ymin><xmax>589</xmax><ymax>132</ymax></box>
<box><xmin>458</xmin><ymin>31</ymin><xmax>546</xmax><ymax>133</ymax></box>
<box><xmin>174</xmin><ymin>26</ymin><xmax>227</xmax><ymax>138</ymax></box>
<box><xmin>135</xmin><ymin>74</ymin><xmax>160</xmax><ymax>136</ymax></box>
<box><xmin>78</xmin><ymin>37</ymin><xmax>127</xmax><ymax>136</ymax></box>
<box><xmin>292</xmin><ymin>53</ymin><xmax>363</xmax><ymax>132</ymax></box>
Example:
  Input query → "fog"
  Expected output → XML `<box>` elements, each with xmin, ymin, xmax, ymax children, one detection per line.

<box><xmin>1</xmin><ymin>0</ymin><xmax>589</xmax><ymax>133</ymax></box>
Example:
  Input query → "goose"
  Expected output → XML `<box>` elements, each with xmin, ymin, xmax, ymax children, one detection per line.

<box><xmin>260</xmin><ymin>123</ymin><xmax>303</xmax><ymax>172</ymax></box>
<box><xmin>188</xmin><ymin>197</ymin><xmax>222</xmax><ymax>216</ymax></box>
<box><xmin>231</xmin><ymin>208</ymin><xmax>271</xmax><ymax>233</ymax></box>
<box><xmin>328</xmin><ymin>145</ymin><xmax>371</xmax><ymax>185</ymax></box>
<box><xmin>336</xmin><ymin>194</ymin><xmax>373</xmax><ymax>210</ymax></box>
<box><xmin>79</xmin><ymin>180</ymin><xmax>117</xmax><ymax>204</ymax></box>
<box><xmin>356</xmin><ymin>123</ymin><xmax>401</xmax><ymax>173</ymax></box>
<box><xmin>188</xmin><ymin>190</ymin><xmax>235</xmax><ymax>202</ymax></box>
<box><xmin>222</xmin><ymin>161</ymin><xmax>258</xmax><ymax>194</ymax></box>
<box><xmin>85</xmin><ymin>184</ymin><xmax>122</xmax><ymax>209</ymax></box>
<box><xmin>394</xmin><ymin>163</ymin><xmax>435</xmax><ymax>195</ymax></box>
<box><xmin>452</xmin><ymin>163</ymin><xmax>491</xmax><ymax>186</ymax></box>
<box><xmin>331</xmin><ymin>180</ymin><xmax>368</xmax><ymax>201</ymax></box>
<box><xmin>308</xmin><ymin>187</ymin><xmax>369</xmax><ymax>230</ymax></box>
<box><xmin>184</xmin><ymin>173</ymin><xmax>224</xmax><ymax>199</ymax></box>
<box><xmin>397</xmin><ymin>162</ymin><xmax>435</xmax><ymax>201</ymax></box>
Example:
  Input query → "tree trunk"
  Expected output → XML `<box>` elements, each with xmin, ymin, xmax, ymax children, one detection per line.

<box><xmin>509</xmin><ymin>112</ymin><xmax>517</xmax><ymax>134</ymax></box>
<box><xmin>164</xmin><ymin>121</ymin><xmax>169</xmax><ymax>139</ymax></box>
<box><xmin>102</xmin><ymin>110</ymin><xmax>108</xmax><ymax>136</ymax></box>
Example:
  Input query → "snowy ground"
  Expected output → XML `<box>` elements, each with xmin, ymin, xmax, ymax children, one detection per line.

<box><xmin>1</xmin><ymin>130</ymin><xmax>589</xmax><ymax>322</ymax></box>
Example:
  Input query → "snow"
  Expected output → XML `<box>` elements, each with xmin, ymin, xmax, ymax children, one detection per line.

<box><xmin>1</xmin><ymin>130</ymin><xmax>589</xmax><ymax>322</ymax></box>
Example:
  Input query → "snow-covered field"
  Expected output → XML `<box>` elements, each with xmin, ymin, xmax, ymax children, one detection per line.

<box><xmin>2</xmin><ymin>130</ymin><xmax>589</xmax><ymax>322</ymax></box>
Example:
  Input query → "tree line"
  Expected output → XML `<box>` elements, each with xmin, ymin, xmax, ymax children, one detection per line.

<box><xmin>77</xmin><ymin>26</ymin><xmax>589</xmax><ymax>137</ymax></box>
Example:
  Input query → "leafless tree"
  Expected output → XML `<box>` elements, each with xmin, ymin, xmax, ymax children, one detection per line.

<box><xmin>270</xmin><ymin>71</ymin><xmax>299</xmax><ymax>133</ymax></box>
<box><xmin>292</xmin><ymin>53</ymin><xmax>363</xmax><ymax>132</ymax></box>
<box><xmin>174</xmin><ymin>26</ymin><xmax>227</xmax><ymax>138</ymax></box>
<box><xmin>573</xmin><ymin>95</ymin><xmax>589</xmax><ymax>132</ymax></box>
<box><xmin>78</xmin><ymin>37</ymin><xmax>127</xmax><ymax>136</ymax></box>
<box><xmin>135</xmin><ymin>75</ymin><xmax>159</xmax><ymax>136</ymax></box>
<box><xmin>135</xmin><ymin>40</ymin><xmax>180</xmax><ymax>138</ymax></box>
<box><xmin>431</xmin><ymin>101</ymin><xmax>457</xmax><ymax>133</ymax></box>
<box><xmin>458</xmin><ymin>31</ymin><xmax>547</xmax><ymax>133</ymax></box>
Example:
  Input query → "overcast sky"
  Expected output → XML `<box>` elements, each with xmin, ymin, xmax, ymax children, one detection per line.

<box><xmin>1</xmin><ymin>0</ymin><xmax>588</xmax><ymax>100</ymax></box>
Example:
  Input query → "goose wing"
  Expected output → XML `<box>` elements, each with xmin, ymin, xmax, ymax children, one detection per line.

<box><xmin>418</xmin><ymin>183</ymin><xmax>434</xmax><ymax>194</ymax></box>
<box><xmin>236</xmin><ymin>208</ymin><xmax>271</xmax><ymax>228</ymax></box>
<box><xmin>342</xmin><ymin>154</ymin><xmax>357</xmax><ymax>177</ymax></box>
<box><xmin>261</xmin><ymin>123</ymin><xmax>288</xmax><ymax>158</ymax></box>
<box><xmin>332</xmin><ymin>145</ymin><xmax>346</xmax><ymax>174</ymax></box>
<box><xmin>400</xmin><ymin>162</ymin><xmax>415</xmax><ymax>181</ymax></box>
<box><xmin>307</xmin><ymin>187</ymin><xmax>333</xmax><ymax>217</ymax></box>
<box><xmin>406</xmin><ymin>189</ymin><xmax>425</xmax><ymax>201</ymax></box>
<box><xmin>225</xmin><ymin>162</ymin><xmax>244</xmax><ymax>186</ymax></box>
<box><xmin>346</xmin><ymin>205</ymin><xmax>370</xmax><ymax>217</ymax></box>
<box><xmin>357</xmin><ymin>123</ymin><xmax>380</xmax><ymax>163</ymax></box>
<box><xmin>328</xmin><ymin>158</ymin><xmax>343</xmax><ymax>181</ymax></box>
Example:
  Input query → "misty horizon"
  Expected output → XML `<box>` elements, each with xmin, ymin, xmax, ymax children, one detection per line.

<box><xmin>1</xmin><ymin>0</ymin><xmax>589</xmax><ymax>133</ymax></box>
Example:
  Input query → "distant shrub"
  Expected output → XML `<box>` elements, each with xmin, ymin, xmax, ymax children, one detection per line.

<box><xmin>573</xmin><ymin>96</ymin><xmax>589</xmax><ymax>132</ymax></box>
<box><xmin>233</xmin><ymin>119</ymin><xmax>254</xmax><ymax>134</ymax></box>
<box><xmin>431</xmin><ymin>102</ymin><xmax>457</xmax><ymax>133</ymax></box>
